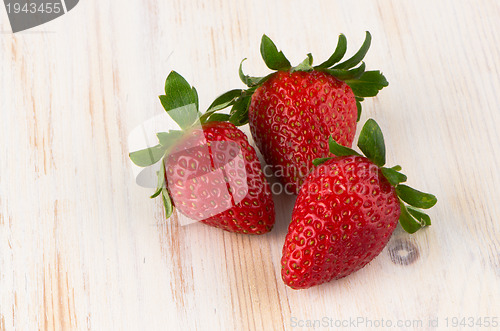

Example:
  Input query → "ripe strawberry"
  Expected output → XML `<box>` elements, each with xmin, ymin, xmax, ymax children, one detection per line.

<box><xmin>248</xmin><ymin>70</ymin><xmax>357</xmax><ymax>193</ymax></box>
<box><xmin>281</xmin><ymin>119</ymin><xmax>437</xmax><ymax>289</ymax></box>
<box><xmin>130</xmin><ymin>71</ymin><xmax>275</xmax><ymax>234</ymax></box>
<box><xmin>205</xmin><ymin>32</ymin><xmax>388</xmax><ymax>193</ymax></box>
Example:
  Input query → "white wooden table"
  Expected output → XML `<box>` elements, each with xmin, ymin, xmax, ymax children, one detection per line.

<box><xmin>1</xmin><ymin>0</ymin><xmax>499</xmax><ymax>330</ymax></box>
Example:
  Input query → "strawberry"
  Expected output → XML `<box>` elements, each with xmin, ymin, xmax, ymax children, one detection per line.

<box><xmin>281</xmin><ymin>119</ymin><xmax>437</xmax><ymax>289</ymax></box>
<box><xmin>205</xmin><ymin>32</ymin><xmax>388</xmax><ymax>193</ymax></box>
<box><xmin>130</xmin><ymin>71</ymin><xmax>275</xmax><ymax>234</ymax></box>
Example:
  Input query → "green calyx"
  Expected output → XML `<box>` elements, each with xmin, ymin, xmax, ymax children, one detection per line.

<box><xmin>217</xmin><ymin>32</ymin><xmax>388</xmax><ymax>123</ymax></box>
<box><xmin>200</xmin><ymin>87</ymin><xmax>253</xmax><ymax>126</ymax></box>
<box><xmin>313</xmin><ymin>119</ymin><xmax>437</xmax><ymax>234</ymax></box>
<box><xmin>129</xmin><ymin>71</ymin><xmax>219</xmax><ymax>219</ymax></box>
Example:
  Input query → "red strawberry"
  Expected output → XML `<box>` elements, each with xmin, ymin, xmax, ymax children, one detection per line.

<box><xmin>165</xmin><ymin>121</ymin><xmax>275</xmax><ymax>234</ymax></box>
<box><xmin>281</xmin><ymin>119</ymin><xmax>437</xmax><ymax>289</ymax></box>
<box><xmin>248</xmin><ymin>70</ymin><xmax>357</xmax><ymax>193</ymax></box>
<box><xmin>205</xmin><ymin>32</ymin><xmax>388</xmax><ymax>193</ymax></box>
<box><xmin>130</xmin><ymin>71</ymin><xmax>275</xmax><ymax>234</ymax></box>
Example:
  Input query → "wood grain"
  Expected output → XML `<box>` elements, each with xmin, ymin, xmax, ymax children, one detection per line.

<box><xmin>1</xmin><ymin>0</ymin><xmax>499</xmax><ymax>330</ymax></box>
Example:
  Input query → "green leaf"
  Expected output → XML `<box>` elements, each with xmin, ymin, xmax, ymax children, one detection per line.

<box><xmin>192</xmin><ymin>86</ymin><xmax>199</xmax><ymax>111</ymax></box>
<box><xmin>381</xmin><ymin>167</ymin><xmax>407</xmax><ymax>186</ymax></box>
<box><xmin>324</xmin><ymin>62</ymin><xmax>366</xmax><ymax>81</ymax></box>
<box><xmin>396</xmin><ymin>184</ymin><xmax>437</xmax><ymax>209</ymax></box>
<box><xmin>129</xmin><ymin>144</ymin><xmax>166</xmax><ymax>167</ymax></box>
<box><xmin>312</xmin><ymin>157</ymin><xmax>332</xmax><ymax>166</ymax></box>
<box><xmin>151</xmin><ymin>159</ymin><xmax>166</xmax><ymax>198</ymax></box>
<box><xmin>357</xmin><ymin>118</ymin><xmax>386</xmax><ymax>166</ymax></box>
<box><xmin>355</xmin><ymin>96</ymin><xmax>364</xmax><ymax>122</ymax></box>
<box><xmin>260</xmin><ymin>35</ymin><xmax>291</xmax><ymax>71</ymax></box>
<box><xmin>291</xmin><ymin>53</ymin><xmax>313</xmax><ymax>72</ymax></box>
<box><xmin>391</xmin><ymin>165</ymin><xmax>402</xmax><ymax>171</ymax></box>
<box><xmin>200</xmin><ymin>89</ymin><xmax>243</xmax><ymax>123</ymax></box>
<box><xmin>407</xmin><ymin>206</ymin><xmax>431</xmax><ymax>226</ymax></box>
<box><xmin>333</xmin><ymin>31</ymin><xmax>372</xmax><ymax>70</ymax></box>
<box><xmin>356</xmin><ymin>100</ymin><xmax>362</xmax><ymax>122</ymax></box>
<box><xmin>239</xmin><ymin>59</ymin><xmax>270</xmax><ymax>87</ymax></box>
<box><xmin>229</xmin><ymin>95</ymin><xmax>251</xmax><ymax>126</ymax></box>
<box><xmin>163</xmin><ymin>71</ymin><xmax>195</xmax><ymax>103</ymax></box>
<box><xmin>207</xmin><ymin>113</ymin><xmax>231</xmax><ymax>122</ymax></box>
<box><xmin>156</xmin><ymin>130</ymin><xmax>183</xmax><ymax>149</ymax></box>
<box><xmin>151</xmin><ymin>188</ymin><xmax>162</xmax><ymax>199</ymax></box>
<box><xmin>315</xmin><ymin>34</ymin><xmax>347</xmax><ymax>69</ymax></box>
<box><xmin>398</xmin><ymin>201</ymin><xmax>425</xmax><ymax>234</ymax></box>
<box><xmin>328</xmin><ymin>136</ymin><xmax>360</xmax><ymax>157</ymax></box>
<box><xmin>159</xmin><ymin>71</ymin><xmax>200</xmax><ymax>129</ymax></box>
<box><xmin>206</xmin><ymin>89</ymin><xmax>243</xmax><ymax>113</ymax></box>
<box><xmin>346</xmin><ymin>71</ymin><xmax>389</xmax><ymax>97</ymax></box>
<box><xmin>159</xmin><ymin>96</ymin><xmax>199</xmax><ymax>130</ymax></box>
<box><xmin>162</xmin><ymin>188</ymin><xmax>174</xmax><ymax>219</ymax></box>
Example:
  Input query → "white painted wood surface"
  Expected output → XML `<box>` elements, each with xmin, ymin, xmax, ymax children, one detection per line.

<box><xmin>1</xmin><ymin>0</ymin><xmax>499</xmax><ymax>330</ymax></box>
